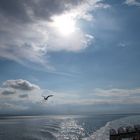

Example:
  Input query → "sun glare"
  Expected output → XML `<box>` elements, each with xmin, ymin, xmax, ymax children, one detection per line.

<box><xmin>52</xmin><ymin>14</ymin><xmax>76</xmax><ymax>36</ymax></box>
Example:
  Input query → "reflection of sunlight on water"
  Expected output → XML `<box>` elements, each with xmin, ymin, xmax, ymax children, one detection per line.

<box><xmin>57</xmin><ymin>119</ymin><xmax>86</xmax><ymax>140</ymax></box>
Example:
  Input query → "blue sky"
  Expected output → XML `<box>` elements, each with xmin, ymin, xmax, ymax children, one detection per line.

<box><xmin>0</xmin><ymin>0</ymin><xmax>140</xmax><ymax>115</ymax></box>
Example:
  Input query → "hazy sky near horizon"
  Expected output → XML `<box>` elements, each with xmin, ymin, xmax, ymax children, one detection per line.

<box><xmin>0</xmin><ymin>0</ymin><xmax>140</xmax><ymax>114</ymax></box>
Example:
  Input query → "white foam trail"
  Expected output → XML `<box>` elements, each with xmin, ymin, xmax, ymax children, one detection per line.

<box><xmin>83</xmin><ymin>115</ymin><xmax>140</xmax><ymax>140</ymax></box>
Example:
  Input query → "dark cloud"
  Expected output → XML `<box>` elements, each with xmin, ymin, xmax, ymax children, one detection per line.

<box><xmin>0</xmin><ymin>0</ymin><xmax>31</xmax><ymax>23</ymax></box>
<box><xmin>19</xmin><ymin>94</ymin><xmax>28</xmax><ymax>98</ymax></box>
<box><xmin>3</xmin><ymin>79</ymin><xmax>40</xmax><ymax>90</ymax></box>
<box><xmin>1</xmin><ymin>89</ymin><xmax>16</xmax><ymax>95</ymax></box>
<box><xmin>0</xmin><ymin>0</ymin><xmax>84</xmax><ymax>22</ymax></box>
<box><xmin>29</xmin><ymin>0</ymin><xmax>85</xmax><ymax>20</ymax></box>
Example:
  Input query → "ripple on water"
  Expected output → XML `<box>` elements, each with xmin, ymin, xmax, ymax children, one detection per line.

<box><xmin>40</xmin><ymin>130</ymin><xmax>57</xmax><ymax>140</ymax></box>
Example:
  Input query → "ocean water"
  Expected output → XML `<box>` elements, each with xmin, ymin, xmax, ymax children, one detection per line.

<box><xmin>0</xmin><ymin>114</ymin><xmax>140</xmax><ymax>140</ymax></box>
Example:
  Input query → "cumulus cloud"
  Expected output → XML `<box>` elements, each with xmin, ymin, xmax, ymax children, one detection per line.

<box><xmin>0</xmin><ymin>79</ymin><xmax>41</xmax><ymax>104</ymax></box>
<box><xmin>1</xmin><ymin>89</ymin><xmax>16</xmax><ymax>95</ymax></box>
<box><xmin>124</xmin><ymin>0</ymin><xmax>140</xmax><ymax>6</ymax></box>
<box><xmin>0</xmin><ymin>79</ymin><xmax>42</xmax><ymax>112</ymax></box>
<box><xmin>0</xmin><ymin>0</ymin><xmax>109</xmax><ymax>68</ymax></box>
<box><xmin>3</xmin><ymin>79</ymin><xmax>40</xmax><ymax>90</ymax></box>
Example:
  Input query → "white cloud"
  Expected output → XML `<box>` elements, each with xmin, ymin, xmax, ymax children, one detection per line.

<box><xmin>118</xmin><ymin>42</ymin><xmax>127</xmax><ymax>48</ymax></box>
<box><xmin>3</xmin><ymin>79</ymin><xmax>40</xmax><ymax>90</ymax></box>
<box><xmin>93</xmin><ymin>88</ymin><xmax>140</xmax><ymax>97</ymax></box>
<box><xmin>89</xmin><ymin>88</ymin><xmax>140</xmax><ymax>104</ymax></box>
<box><xmin>69</xmin><ymin>0</ymin><xmax>110</xmax><ymax>21</ymax></box>
<box><xmin>46</xmin><ymin>28</ymin><xmax>94</xmax><ymax>52</ymax></box>
<box><xmin>50</xmin><ymin>87</ymin><xmax>140</xmax><ymax>105</ymax></box>
<box><xmin>0</xmin><ymin>79</ymin><xmax>41</xmax><ymax>100</ymax></box>
<box><xmin>124</xmin><ymin>0</ymin><xmax>140</xmax><ymax>6</ymax></box>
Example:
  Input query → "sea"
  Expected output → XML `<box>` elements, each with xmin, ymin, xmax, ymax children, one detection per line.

<box><xmin>0</xmin><ymin>114</ymin><xmax>140</xmax><ymax>140</ymax></box>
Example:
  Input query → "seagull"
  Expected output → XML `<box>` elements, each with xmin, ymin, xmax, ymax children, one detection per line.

<box><xmin>42</xmin><ymin>95</ymin><xmax>53</xmax><ymax>101</ymax></box>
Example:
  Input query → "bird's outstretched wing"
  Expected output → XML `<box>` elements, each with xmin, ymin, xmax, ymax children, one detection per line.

<box><xmin>47</xmin><ymin>95</ymin><xmax>53</xmax><ymax>97</ymax></box>
<box><xmin>42</xmin><ymin>95</ymin><xmax>54</xmax><ymax>100</ymax></box>
<box><xmin>46</xmin><ymin>95</ymin><xmax>53</xmax><ymax>100</ymax></box>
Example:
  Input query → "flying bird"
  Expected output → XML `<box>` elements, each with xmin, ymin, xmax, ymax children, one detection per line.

<box><xmin>42</xmin><ymin>95</ymin><xmax>53</xmax><ymax>101</ymax></box>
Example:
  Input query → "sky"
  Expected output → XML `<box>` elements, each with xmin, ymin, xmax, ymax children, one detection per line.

<box><xmin>0</xmin><ymin>0</ymin><xmax>140</xmax><ymax>115</ymax></box>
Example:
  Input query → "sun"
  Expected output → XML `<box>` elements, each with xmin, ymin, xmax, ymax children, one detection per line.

<box><xmin>51</xmin><ymin>14</ymin><xmax>76</xmax><ymax>36</ymax></box>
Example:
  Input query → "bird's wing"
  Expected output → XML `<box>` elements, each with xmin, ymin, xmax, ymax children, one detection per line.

<box><xmin>48</xmin><ymin>95</ymin><xmax>53</xmax><ymax>97</ymax></box>
<box><xmin>46</xmin><ymin>95</ymin><xmax>53</xmax><ymax>99</ymax></box>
